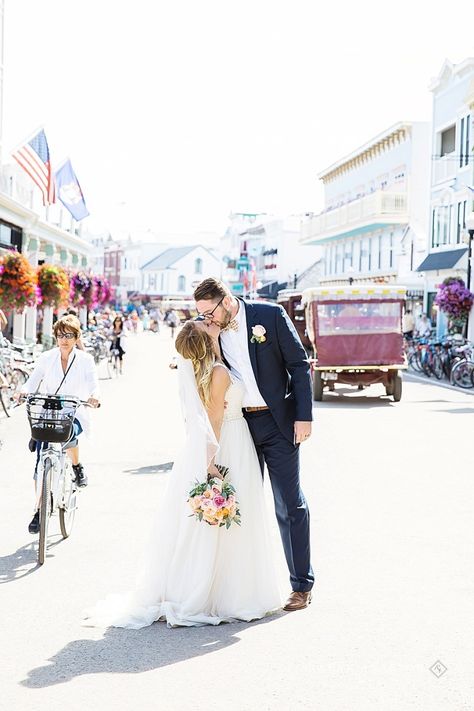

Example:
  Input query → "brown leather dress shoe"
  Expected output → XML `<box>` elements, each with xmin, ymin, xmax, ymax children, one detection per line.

<box><xmin>283</xmin><ymin>591</ymin><xmax>312</xmax><ymax>611</ymax></box>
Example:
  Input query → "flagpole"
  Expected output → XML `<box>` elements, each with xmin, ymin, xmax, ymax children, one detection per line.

<box><xmin>0</xmin><ymin>0</ymin><xmax>5</xmax><ymax>166</ymax></box>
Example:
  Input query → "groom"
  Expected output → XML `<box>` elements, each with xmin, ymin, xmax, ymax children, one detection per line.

<box><xmin>194</xmin><ymin>277</ymin><xmax>314</xmax><ymax>611</ymax></box>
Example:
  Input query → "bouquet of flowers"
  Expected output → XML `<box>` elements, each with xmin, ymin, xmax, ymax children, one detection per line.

<box><xmin>188</xmin><ymin>465</ymin><xmax>241</xmax><ymax>528</ymax></box>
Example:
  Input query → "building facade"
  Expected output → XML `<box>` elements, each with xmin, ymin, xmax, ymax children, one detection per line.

<box><xmin>0</xmin><ymin>163</ymin><xmax>91</xmax><ymax>342</ymax></box>
<box><xmin>300</xmin><ymin>122</ymin><xmax>431</xmax><ymax>314</ymax></box>
<box><xmin>416</xmin><ymin>59</ymin><xmax>474</xmax><ymax>337</ymax></box>
<box><xmin>141</xmin><ymin>245</ymin><xmax>220</xmax><ymax>298</ymax></box>
<box><xmin>221</xmin><ymin>213</ymin><xmax>321</xmax><ymax>299</ymax></box>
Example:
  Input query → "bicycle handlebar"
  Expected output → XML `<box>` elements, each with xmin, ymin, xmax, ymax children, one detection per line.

<box><xmin>15</xmin><ymin>393</ymin><xmax>101</xmax><ymax>408</ymax></box>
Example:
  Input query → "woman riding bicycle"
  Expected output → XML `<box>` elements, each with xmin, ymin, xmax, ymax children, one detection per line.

<box><xmin>109</xmin><ymin>315</ymin><xmax>127</xmax><ymax>374</ymax></box>
<box><xmin>21</xmin><ymin>315</ymin><xmax>100</xmax><ymax>533</ymax></box>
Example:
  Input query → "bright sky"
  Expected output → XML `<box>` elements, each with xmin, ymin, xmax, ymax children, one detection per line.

<box><xmin>3</xmin><ymin>0</ymin><xmax>474</xmax><ymax>241</ymax></box>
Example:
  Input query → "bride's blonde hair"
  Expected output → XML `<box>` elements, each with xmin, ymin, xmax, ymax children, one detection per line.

<box><xmin>175</xmin><ymin>320</ymin><xmax>216</xmax><ymax>406</ymax></box>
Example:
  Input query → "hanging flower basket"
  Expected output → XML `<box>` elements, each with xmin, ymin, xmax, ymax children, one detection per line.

<box><xmin>434</xmin><ymin>277</ymin><xmax>474</xmax><ymax>330</ymax></box>
<box><xmin>435</xmin><ymin>277</ymin><xmax>474</xmax><ymax>331</ymax></box>
<box><xmin>37</xmin><ymin>264</ymin><xmax>70</xmax><ymax>309</ymax></box>
<box><xmin>93</xmin><ymin>275</ymin><xmax>114</xmax><ymax>306</ymax></box>
<box><xmin>0</xmin><ymin>251</ymin><xmax>38</xmax><ymax>312</ymax></box>
<box><xmin>70</xmin><ymin>270</ymin><xmax>97</xmax><ymax>308</ymax></box>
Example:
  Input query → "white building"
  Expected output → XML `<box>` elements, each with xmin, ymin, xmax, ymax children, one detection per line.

<box><xmin>116</xmin><ymin>238</ymin><xmax>168</xmax><ymax>301</ymax></box>
<box><xmin>300</xmin><ymin>122</ymin><xmax>431</xmax><ymax>313</ymax></box>
<box><xmin>141</xmin><ymin>245</ymin><xmax>220</xmax><ymax>298</ymax></box>
<box><xmin>416</xmin><ymin>58</ymin><xmax>474</xmax><ymax>337</ymax></box>
<box><xmin>0</xmin><ymin>163</ymin><xmax>92</xmax><ymax>343</ymax></box>
<box><xmin>221</xmin><ymin>212</ymin><xmax>321</xmax><ymax>299</ymax></box>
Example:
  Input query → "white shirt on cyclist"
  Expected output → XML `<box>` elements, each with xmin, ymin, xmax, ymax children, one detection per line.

<box><xmin>22</xmin><ymin>347</ymin><xmax>99</xmax><ymax>436</ymax></box>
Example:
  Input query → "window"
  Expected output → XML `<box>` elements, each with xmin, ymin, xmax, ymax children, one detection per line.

<box><xmin>178</xmin><ymin>275</ymin><xmax>186</xmax><ymax>292</ymax></box>
<box><xmin>317</xmin><ymin>302</ymin><xmax>401</xmax><ymax>336</ymax></box>
<box><xmin>389</xmin><ymin>233</ymin><xmax>394</xmax><ymax>268</ymax></box>
<box><xmin>195</xmin><ymin>257</ymin><xmax>203</xmax><ymax>274</ymax></box>
<box><xmin>377</xmin><ymin>235</ymin><xmax>382</xmax><ymax>269</ymax></box>
<box><xmin>456</xmin><ymin>200</ymin><xmax>467</xmax><ymax>243</ymax></box>
<box><xmin>440</xmin><ymin>125</ymin><xmax>456</xmax><ymax>156</ymax></box>
<box><xmin>335</xmin><ymin>244</ymin><xmax>342</xmax><ymax>274</ymax></box>
<box><xmin>367</xmin><ymin>238</ymin><xmax>372</xmax><ymax>271</ymax></box>
<box><xmin>378</xmin><ymin>174</ymin><xmax>389</xmax><ymax>191</ymax></box>
<box><xmin>358</xmin><ymin>240</ymin><xmax>363</xmax><ymax>272</ymax></box>
<box><xmin>160</xmin><ymin>273</ymin><xmax>164</xmax><ymax>290</ymax></box>
<box><xmin>460</xmin><ymin>115</ymin><xmax>470</xmax><ymax>167</ymax></box>
<box><xmin>431</xmin><ymin>205</ymin><xmax>452</xmax><ymax>247</ymax></box>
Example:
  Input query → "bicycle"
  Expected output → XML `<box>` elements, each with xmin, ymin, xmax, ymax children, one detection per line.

<box><xmin>24</xmin><ymin>394</ymin><xmax>94</xmax><ymax>565</ymax></box>
<box><xmin>108</xmin><ymin>345</ymin><xmax>121</xmax><ymax>376</ymax></box>
<box><xmin>450</xmin><ymin>344</ymin><xmax>474</xmax><ymax>389</ymax></box>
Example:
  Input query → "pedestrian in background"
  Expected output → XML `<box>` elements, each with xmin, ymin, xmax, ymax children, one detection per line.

<box><xmin>110</xmin><ymin>315</ymin><xmax>127</xmax><ymax>375</ymax></box>
<box><xmin>402</xmin><ymin>309</ymin><xmax>415</xmax><ymax>339</ymax></box>
<box><xmin>416</xmin><ymin>313</ymin><xmax>432</xmax><ymax>338</ymax></box>
<box><xmin>165</xmin><ymin>309</ymin><xmax>180</xmax><ymax>338</ymax></box>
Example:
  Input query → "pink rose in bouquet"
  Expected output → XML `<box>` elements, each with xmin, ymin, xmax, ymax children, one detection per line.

<box><xmin>187</xmin><ymin>465</ymin><xmax>241</xmax><ymax>529</ymax></box>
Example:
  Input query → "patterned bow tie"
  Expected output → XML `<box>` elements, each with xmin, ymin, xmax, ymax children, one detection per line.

<box><xmin>222</xmin><ymin>318</ymin><xmax>239</xmax><ymax>333</ymax></box>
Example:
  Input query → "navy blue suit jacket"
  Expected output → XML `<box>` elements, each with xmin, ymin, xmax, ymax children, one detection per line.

<box><xmin>221</xmin><ymin>299</ymin><xmax>313</xmax><ymax>443</ymax></box>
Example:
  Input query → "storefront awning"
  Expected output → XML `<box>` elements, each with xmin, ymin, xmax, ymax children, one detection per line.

<box><xmin>416</xmin><ymin>248</ymin><xmax>467</xmax><ymax>272</ymax></box>
<box><xmin>257</xmin><ymin>281</ymin><xmax>288</xmax><ymax>300</ymax></box>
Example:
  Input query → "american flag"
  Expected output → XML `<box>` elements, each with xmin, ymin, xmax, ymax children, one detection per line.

<box><xmin>12</xmin><ymin>128</ymin><xmax>56</xmax><ymax>205</ymax></box>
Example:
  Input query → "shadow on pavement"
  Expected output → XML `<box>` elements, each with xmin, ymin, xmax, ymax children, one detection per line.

<box><xmin>21</xmin><ymin>612</ymin><xmax>285</xmax><ymax>687</ymax></box>
<box><xmin>123</xmin><ymin>462</ymin><xmax>174</xmax><ymax>475</ymax></box>
<box><xmin>319</xmin><ymin>391</ymin><xmax>395</xmax><ymax>409</ymax></box>
<box><xmin>0</xmin><ymin>542</ymin><xmax>39</xmax><ymax>582</ymax></box>
<box><xmin>0</xmin><ymin>534</ymin><xmax>69</xmax><ymax>583</ymax></box>
<box><xmin>433</xmin><ymin>407</ymin><xmax>474</xmax><ymax>415</ymax></box>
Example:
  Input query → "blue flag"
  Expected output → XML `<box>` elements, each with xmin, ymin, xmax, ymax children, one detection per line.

<box><xmin>55</xmin><ymin>159</ymin><xmax>90</xmax><ymax>221</ymax></box>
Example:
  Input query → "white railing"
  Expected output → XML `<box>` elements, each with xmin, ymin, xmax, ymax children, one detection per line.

<box><xmin>432</xmin><ymin>154</ymin><xmax>457</xmax><ymax>184</ymax></box>
<box><xmin>300</xmin><ymin>191</ymin><xmax>408</xmax><ymax>244</ymax></box>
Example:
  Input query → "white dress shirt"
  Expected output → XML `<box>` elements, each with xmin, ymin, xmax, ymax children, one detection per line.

<box><xmin>220</xmin><ymin>301</ymin><xmax>267</xmax><ymax>408</ymax></box>
<box><xmin>23</xmin><ymin>347</ymin><xmax>99</xmax><ymax>436</ymax></box>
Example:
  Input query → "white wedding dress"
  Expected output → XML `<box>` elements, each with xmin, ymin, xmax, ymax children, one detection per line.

<box><xmin>83</xmin><ymin>360</ymin><xmax>282</xmax><ymax>628</ymax></box>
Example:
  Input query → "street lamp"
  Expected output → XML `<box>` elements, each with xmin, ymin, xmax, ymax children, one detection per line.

<box><xmin>464</xmin><ymin>212</ymin><xmax>474</xmax><ymax>293</ymax></box>
<box><xmin>463</xmin><ymin>212</ymin><xmax>474</xmax><ymax>339</ymax></box>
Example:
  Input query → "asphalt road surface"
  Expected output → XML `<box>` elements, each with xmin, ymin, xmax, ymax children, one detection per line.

<box><xmin>1</xmin><ymin>331</ymin><xmax>473</xmax><ymax>711</ymax></box>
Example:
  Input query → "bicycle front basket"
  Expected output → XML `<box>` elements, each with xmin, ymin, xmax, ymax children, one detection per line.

<box><xmin>27</xmin><ymin>396</ymin><xmax>76</xmax><ymax>443</ymax></box>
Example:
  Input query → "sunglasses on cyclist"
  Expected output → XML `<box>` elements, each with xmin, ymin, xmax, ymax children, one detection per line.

<box><xmin>194</xmin><ymin>297</ymin><xmax>224</xmax><ymax>322</ymax></box>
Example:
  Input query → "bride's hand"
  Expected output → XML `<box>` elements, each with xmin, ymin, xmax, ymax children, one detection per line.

<box><xmin>207</xmin><ymin>463</ymin><xmax>224</xmax><ymax>480</ymax></box>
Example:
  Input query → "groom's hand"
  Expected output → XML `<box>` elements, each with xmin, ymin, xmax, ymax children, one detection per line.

<box><xmin>294</xmin><ymin>421</ymin><xmax>312</xmax><ymax>444</ymax></box>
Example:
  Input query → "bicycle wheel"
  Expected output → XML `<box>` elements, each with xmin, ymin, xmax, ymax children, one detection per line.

<box><xmin>451</xmin><ymin>360</ymin><xmax>474</xmax><ymax>389</ymax></box>
<box><xmin>38</xmin><ymin>458</ymin><xmax>52</xmax><ymax>565</ymax></box>
<box><xmin>431</xmin><ymin>354</ymin><xmax>443</xmax><ymax>380</ymax></box>
<box><xmin>0</xmin><ymin>387</ymin><xmax>10</xmax><ymax>417</ymax></box>
<box><xmin>59</xmin><ymin>459</ymin><xmax>77</xmax><ymax>538</ymax></box>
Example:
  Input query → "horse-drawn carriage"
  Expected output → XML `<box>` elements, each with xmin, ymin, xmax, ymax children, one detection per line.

<box><xmin>302</xmin><ymin>285</ymin><xmax>407</xmax><ymax>402</ymax></box>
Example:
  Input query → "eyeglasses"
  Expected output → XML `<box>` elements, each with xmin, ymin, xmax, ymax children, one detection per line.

<box><xmin>194</xmin><ymin>297</ymin><xmax>224</xmax><ymax>322</ymax></box>
<box><xmin>56</xmin><ymin>333</ymin><xmax>76</xmax><ymax>340</ymax></box>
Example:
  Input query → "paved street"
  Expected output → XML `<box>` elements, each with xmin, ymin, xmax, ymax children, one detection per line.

<box><xmin>1</xmin><ymin>332</ymin><xmax>473</xmax><ymax>711</ymax></box>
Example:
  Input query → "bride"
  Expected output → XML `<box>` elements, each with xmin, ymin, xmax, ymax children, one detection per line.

<box><xmin>83</xmin><ymin>319</ymin><xmax>282</xmax><ymax>628</ymax></box>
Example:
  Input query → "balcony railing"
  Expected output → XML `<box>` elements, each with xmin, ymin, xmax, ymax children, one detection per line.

<box><xmin>300</xmin><ymin>191</ymin><xmax>408</xmax><ymax>244</ymax></box>
<box><xmin>432</xmin><ymin>153</ymin><xmax>457</xmax><ymax>184</ymax></box>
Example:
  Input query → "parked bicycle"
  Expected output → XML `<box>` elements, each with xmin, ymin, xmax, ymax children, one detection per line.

<box><xmin>22</xmin><ymin>393</ymin><xmax>95</xmax><ymax>565</ymax></box>
<box><xmin>0</xmin><ymin>336</ymin><xmax>35</xmax><ymax>416</ymax></box>
<box><xmin>405</xmin><ymin>334</ymin><xmax>474</xmax><ymax>389</ymax></box>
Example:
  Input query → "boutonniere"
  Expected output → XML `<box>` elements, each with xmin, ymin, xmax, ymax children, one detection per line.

<box><xmin>251</xmin><ymin>325</ymin><xmax>266</xmax><ymax>344</ymax></box>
